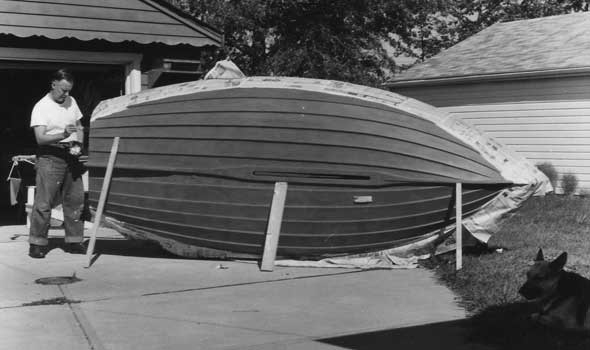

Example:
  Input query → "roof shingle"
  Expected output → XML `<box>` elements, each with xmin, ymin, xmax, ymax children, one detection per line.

<box><xmin>389</xmin><ymin>12</ymin><xmax>590</xmax><ymax>83</ymax></box>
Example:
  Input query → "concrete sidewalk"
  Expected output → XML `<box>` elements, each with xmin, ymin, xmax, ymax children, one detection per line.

<box><xmin>0</xmin><ymin>225</ymin><xmax>488</xmax><ymax>350</ymax></box>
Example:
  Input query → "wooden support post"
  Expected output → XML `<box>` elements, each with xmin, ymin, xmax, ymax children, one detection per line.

<box><xmin>85</xmin><ymin>137</ymin><xmax>120</xmax><ymax>268</ymax></box>
<box><xmin>456</xmin><ymin>182</ymin><xmax>462</xmax><ymax>270</ymax></box>
<box><xmin>261</xmin><ymin>182</ymin><xmax>288</xmax><ymax>271</ymax></box>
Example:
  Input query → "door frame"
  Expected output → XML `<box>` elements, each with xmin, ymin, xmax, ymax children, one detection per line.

<box><xmin>0</xmin><ymin>47</ymin><xmax>142</xmax><ymax>93</ymax></box>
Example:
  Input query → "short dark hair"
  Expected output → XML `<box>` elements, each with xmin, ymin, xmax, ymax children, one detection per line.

<box><xmin>51</xmin><ymin>68</ymin><xmax>75</xmax><ymax>83</ymax></box>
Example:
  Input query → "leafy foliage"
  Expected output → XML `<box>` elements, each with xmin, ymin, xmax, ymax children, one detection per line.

<box><xmin>447</xmin><ymin>0</ymin><xmax>590</xmax><ymax>43</ymax></box>
<box><xmin>561</xmin><ymin>173</ymin><xmax>579</xmax><ymax>195</ymax></box>
<box><xmin>536</xmin><ymin>162</ymin><xmax>558</xmax><ymax>189</ymax></box>
<box><xmin>165</xmin><ymin>0</ymin><xmax>588</xmax><ymax>86</ymax></box>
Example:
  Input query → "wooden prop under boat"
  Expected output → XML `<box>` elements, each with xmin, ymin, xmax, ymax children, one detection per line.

<box><xmin>87</xmin><ymin>77</ymin><xmax>526</xmax><ymax>259</ymax></box>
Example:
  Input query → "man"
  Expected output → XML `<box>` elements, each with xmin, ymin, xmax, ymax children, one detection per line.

<box><xmin>28</xmin><ymin>68</ymin><xmax>86</xmax><ymax>258</ymax></box>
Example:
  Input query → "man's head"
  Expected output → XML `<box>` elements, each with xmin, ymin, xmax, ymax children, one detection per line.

<box><xmin>50</xmin><ymin>68</ymin><xmax>74</xmax><ymax>104</ymax></box>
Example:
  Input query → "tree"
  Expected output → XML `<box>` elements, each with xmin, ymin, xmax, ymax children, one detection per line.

<box><xmin>393</xmin><ymin>0</ymin><xmax>589</xmax><ymax>64</ymax></box>
<box><xmin>446</xmin><ymin>0</ymin><xmax>589</xmax><ymax>43</ymax></box>
<box><xmin>169</xmin><ymin>0</ymin><xmax>450</xmax><ymax>86</ymax></box>
<box><xmin>166</xmin><ymin>0</ymin><xmax>588</xmax><ymax>85</ymax></box>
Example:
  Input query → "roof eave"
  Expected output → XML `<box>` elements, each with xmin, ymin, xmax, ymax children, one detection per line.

<box><xmin>143</xmin><ymin>0</ymin><xmax>223</xmax><ymax>47</ymax></box>
<box><xmin>384</xmin><ymin>66</ymin><xmax>590</xmax><ymax>88</ymax></box>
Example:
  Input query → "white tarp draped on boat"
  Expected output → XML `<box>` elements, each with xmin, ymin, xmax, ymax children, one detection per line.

<box><xmin>204</xmin><ymin>60</ymin><xmax>246</xmax><ymax>80</ymax></box>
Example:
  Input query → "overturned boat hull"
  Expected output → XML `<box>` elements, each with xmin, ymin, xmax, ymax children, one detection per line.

<box><xmin>88</xmin><ymin>78</ymin><xmax>511</xmax><ymax>259</ymax></box>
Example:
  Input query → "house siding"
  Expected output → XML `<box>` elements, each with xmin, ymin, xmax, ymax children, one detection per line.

<box><xmin>392</xmin><ymin>75</ymin><xmax>590</xmax><ymax>107</ymax></box>
<box><xmin>391</xmin><ymin>76</ymin><xmax>590</xmax><ymax>194</ymax></box>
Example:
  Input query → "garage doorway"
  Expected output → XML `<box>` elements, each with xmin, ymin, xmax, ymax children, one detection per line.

<box><xmin>1</xmin><ymin>62</ymin><xmax>124</xmax><ymax>225</ymax></box>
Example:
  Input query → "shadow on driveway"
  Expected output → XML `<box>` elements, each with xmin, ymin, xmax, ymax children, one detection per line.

<box><xmin>319</xmin><ymin>319</ymin><xmax>484</xmax><ymax>350</ymax></box>
<box><xmin>319</xmin><ymin>302</ymin><xmax>590</xmax><ymax>350</ymax></box>
<box><xmin>47</xmin><ymin>237</ymin><xmax>178</xmax><ymax>260</ymax></box>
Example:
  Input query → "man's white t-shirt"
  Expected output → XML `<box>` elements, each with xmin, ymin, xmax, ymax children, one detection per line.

<box><xmin>30</xmin><ymin>94</ymin><xmax>83</xmax><ymax>143</ymax></box>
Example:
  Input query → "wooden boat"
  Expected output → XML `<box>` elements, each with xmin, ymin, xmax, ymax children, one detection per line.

<box><xmin>87</xmin><ymin>77</ymin><xmax>515</xmax><ymax>259</ymax></box>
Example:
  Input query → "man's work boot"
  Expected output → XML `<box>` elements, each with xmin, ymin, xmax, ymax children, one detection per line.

<box><xmin>28</xmin><ymin>244</ymin><xmax>46</xmax><ymax>259</ymax></box>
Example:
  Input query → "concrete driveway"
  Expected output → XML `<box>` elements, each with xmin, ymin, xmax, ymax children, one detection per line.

<box><xmin>0</xmin><ymin>225</ymin><xmax>490</xmax><ymax>350</ymax></box>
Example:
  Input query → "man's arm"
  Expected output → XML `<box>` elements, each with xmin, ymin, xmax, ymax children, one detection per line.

<box><xmin>33</xmin><ymin>125</ymin><xmax>78</xmax><ymax>146</ymax></box>
<box><xmin>75</xmin><ymin>120</ymin><xmax>84</xmax><ymax>145</ymax></box>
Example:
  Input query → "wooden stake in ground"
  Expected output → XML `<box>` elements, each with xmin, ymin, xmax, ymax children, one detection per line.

<box><xmin>455</xmin><ymin>182</ymin><xmax>463</xmax><ymax>270</ymax></box>
<box><xmin>261</xmin><ymin>182</ymin><xmax>288</xmax><ymax>271</ymax></box>
<box><xmin>85</xmin><ymin>137</ymin><xmax>120</xmax><ymax>268</ymax></box>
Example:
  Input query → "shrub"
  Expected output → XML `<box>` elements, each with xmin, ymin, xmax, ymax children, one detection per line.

<box><xmin>536</xmin><ymin>162</ymin><xmax>558</xmax><ymax>189</ymax></box>
<box><xmin>561</xmin><ymin>173</ymin><xmax>578</xmax><ymax>196</ymax></box>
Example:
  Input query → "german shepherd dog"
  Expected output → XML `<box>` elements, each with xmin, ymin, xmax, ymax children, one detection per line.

<box><xmin>519</xmin><ymin>249</ymin><xmax>590</xmax><ymax>331</ymax></box>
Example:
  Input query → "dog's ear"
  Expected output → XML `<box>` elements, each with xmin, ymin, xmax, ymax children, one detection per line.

<box><xmin>535</xmin><ymin>248</ymin><xmax>545</xmax><ymax>262</ymax></box>
<box><xmin>550</xmin><ymin>252</ymin><xmax>567</xmax><ymax>271</ymax></box>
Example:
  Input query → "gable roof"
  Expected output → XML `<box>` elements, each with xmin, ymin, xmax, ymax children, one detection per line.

<box><xmin>0</xmin><ymin>0</ymin><xmax>222</xmax><ymax>47</ymax></box>
<box><xmin>387</xmin><ymin>11</ymin><xmax>590</xmax><ymax>86</ymax></box>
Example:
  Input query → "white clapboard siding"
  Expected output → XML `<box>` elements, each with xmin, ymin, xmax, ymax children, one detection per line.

<box><xmin>496</xmin><ymin>138</ymin><xmax>590</xmax><ymax>145</ymax></box>
<box><xmin>446</xmin><ymin>100</ymin><xmax>590</xmax><ymax>112</ymax></box>
<box><xmin>392</xmin><ymin>77</ymin><xmax>590</xmax><ymax>107</ymax></box>
<box><xmin>482</xmin><ymin>130</ymin><xmax>588</xmax><ymax>137</ymax></box>
<box><xmin>467</xmin><ymin>116</ymin><xmax>590</xmax><ymax>125</ymax></box>
<box><xmin>516</xmin><ymin>145</ymin><xmax>590</xmax><ymax>152</ymax></box>
<box><xmin>517</xmin><ymin>152</ymin><xmax>590</xmax><ymax>160</ymax></box>
<box><xmin>442</xmin><ymin>100</ymin><xmax>590</xmax><ymax>194</ymax></box>
<box><xmin>476</xmin><ymin>124</ymin><xmax>590</xmax><ymax>131</ymax></box>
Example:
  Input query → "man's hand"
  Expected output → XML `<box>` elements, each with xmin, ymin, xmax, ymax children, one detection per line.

<box><xmin>63</xmin><ymin>124</ymin><xmax>78</xmax><ymax>138</ymax></box>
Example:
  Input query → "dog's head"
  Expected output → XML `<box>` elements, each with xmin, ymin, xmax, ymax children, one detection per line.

<box><xmin>518</xmin><ymin>248</ymin><xmax>567</xmax><ymax>301</ymax></box>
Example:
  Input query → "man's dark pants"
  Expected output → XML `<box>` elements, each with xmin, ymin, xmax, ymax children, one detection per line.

<box><xmin>29</xmin><ymin>154</ymin><xmax>84</xmax><ymax>246</ymax></box>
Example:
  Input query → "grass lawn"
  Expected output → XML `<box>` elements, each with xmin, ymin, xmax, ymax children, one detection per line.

<box><xmin>427</xmin><ymin>195</ymin><xmax>590</xmax><ymax>350</ymax></box>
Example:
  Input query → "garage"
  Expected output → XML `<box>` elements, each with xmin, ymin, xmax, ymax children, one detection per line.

<box><xmin>0</xmin><ymin>0</ymin><xmax>222</xmax><ymax>224</ymax></box>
